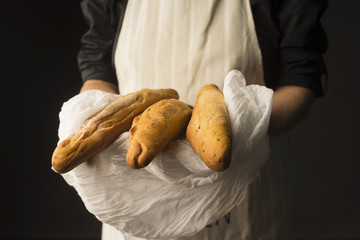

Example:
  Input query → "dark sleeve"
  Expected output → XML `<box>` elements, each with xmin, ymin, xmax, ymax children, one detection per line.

<box><xmin>276</xmin><ymin>0</ymin><xmax>328</xmax><ymax>97</ymax></box>
<box><xmin>77</xmin><ymin>0</ymin><xmax>127</xmax><ymax>85</ymax></box>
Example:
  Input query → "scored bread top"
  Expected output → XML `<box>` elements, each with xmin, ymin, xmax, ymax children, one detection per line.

<box><xmin>52</xmin><ymin>88</ymin><xmax>179</xmax><ymax>173</ymax></box>
<box><xmin>186</xmin><ymin>84</ymin><xmax>232</xmax><ymax>171</ymax></box>
<box><xmin>126</xmin><ymin>98</ymin><xmax>192</xmax><ymax>169</ymax></box>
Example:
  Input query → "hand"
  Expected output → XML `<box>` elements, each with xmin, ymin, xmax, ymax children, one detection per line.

<box><xmin>268</xmin><ymin>85</ymin><xmax>315</xmax><ymax>136</ymax></box>
<box><xmin>80</xmin><ymin>79</ymin><xmax>119</xmax><ymax>94</ymax></box>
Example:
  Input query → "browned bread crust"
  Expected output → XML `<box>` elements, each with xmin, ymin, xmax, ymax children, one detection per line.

<box><xmin>52</xmin><ymin>88</ymin><xmax>179</xmax><ymax>173</ymax></box>
<box><xmin>186</xmin><ymin>84</ymin><xmax>232</xmax><ymax>171</ymax></box>
<box><xmin>126</xmin><ymin>99</ymin><xmax>192</xmax><ymax>169</ymax></box>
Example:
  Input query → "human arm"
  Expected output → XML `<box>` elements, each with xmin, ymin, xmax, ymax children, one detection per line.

<box><xmin>264</xmin><ymin>0</ymin><xmax>328</xmax><ymax>136</ymax></box>
<box><xmin>80</xmin><ymin>79</ymin><xmax>119</xmax><ymax>94</ymax></box>
<box><xmin>268</xmin><ymin>85</ymin><xmax>314</xmax><ymax>136</ymax></box>
<box><xmin>77</xmin><ymin>0</ymin><xmax>127</xmax><ymax>93</ymax></box>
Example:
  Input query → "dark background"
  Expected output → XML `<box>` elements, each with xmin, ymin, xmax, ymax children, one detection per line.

<box><xmin>1</xmin><ymin>1</ymin><xmax>359</xmax><ymax>239</ymax></box>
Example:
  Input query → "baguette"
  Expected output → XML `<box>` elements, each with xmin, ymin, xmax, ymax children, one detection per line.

<box><xmin>52</xmin><ymin>88</ymin><xmax>179</xmax><ymax>173</ymax></box>
<box><xmin>126</xmin><ymin>99</ymin><xmax>192</xmax><ymax>169</ymax></box>
<box><xmin>186</xmin><ymin>84</ymin><xmax>232</xmax><ymax>171</ymax></box>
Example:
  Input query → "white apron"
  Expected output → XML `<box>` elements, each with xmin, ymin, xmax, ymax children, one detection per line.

<box><xmin>103</xmin><ymin>0</ymin><xmax>294</xmax><ymax>239</ymax></box>
<box><xmin>114</xmin><ymin>0</ymin><xmax>264</xmax><ymax>105</ymax></box>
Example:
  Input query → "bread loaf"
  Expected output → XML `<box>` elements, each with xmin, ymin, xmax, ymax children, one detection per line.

<box><xmin>126</xmin><ymin>99</ymin><xmax>192</xmax><ymax>169</ymax></box>
<box><xmin>52</xmin><ymin>88</ymin><xmax>179</xmax><ymax>173</ymax></box>
<box><xmin>186</xmin><ymin>84</ymin><xmax>232</xmax><ymax>171</ymax></box>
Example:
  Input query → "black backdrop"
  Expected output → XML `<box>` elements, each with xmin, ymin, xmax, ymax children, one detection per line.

<box><xmin>1</xmin><ymin>1</ymin><xmax>99</xmax><ymax>239</ymax></box>
<box><xmin>1</xmin><ymin>1</ymin><xmax>359</xmax><ymax>239</ymax></box>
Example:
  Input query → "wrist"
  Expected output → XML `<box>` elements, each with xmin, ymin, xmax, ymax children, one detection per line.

<box><xmin>80</xmin><ymin>79</ymin><xmax>119</xmax><ymax>94</ymax></box>
<box><xmin>268</xmin><ymin>86</ymin><xmax>314</xmax><ymax>136</ymax></box>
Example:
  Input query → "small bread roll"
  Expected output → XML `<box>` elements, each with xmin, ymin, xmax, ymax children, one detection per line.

<box><xmin>186</xmin><ymin>84</ymin><xmax>232</xmax><ymax>171</ymax></box>
<box><xmin>126</xmin><ymin>99</ymin><xmax>192</xmax><ymax>169</ymax></box>
<box><xmin>52</xmin><ymin>88</ymin><xmax>179</xmax><ymax>173</ymax></box>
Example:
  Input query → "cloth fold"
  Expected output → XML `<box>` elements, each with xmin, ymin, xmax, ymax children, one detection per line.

<box><xmin>57</xmin><ymin>70</ymin><xmax>273</xmax><ymax>239</ymax></box>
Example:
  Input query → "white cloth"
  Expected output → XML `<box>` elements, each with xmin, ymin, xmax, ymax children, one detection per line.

<box><xmin>59</xmin><ymin>70</ymin><xmax>274</xmax><ymax>239</ymax></box>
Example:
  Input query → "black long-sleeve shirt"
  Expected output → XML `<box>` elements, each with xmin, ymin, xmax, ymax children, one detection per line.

<box><xmin>77</xmin><ymin>0</ymin><xmax>328</xmax><ymax>97</ymax></box>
